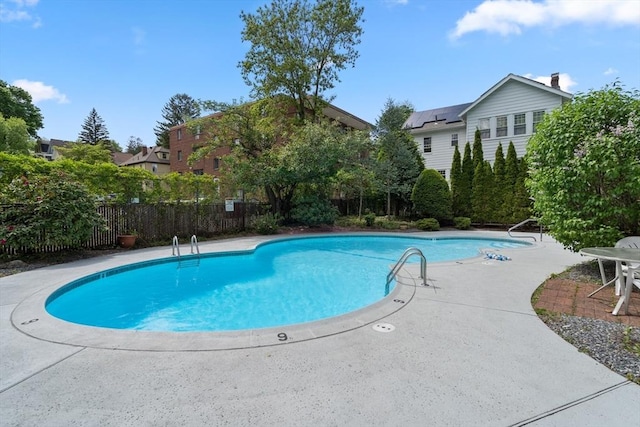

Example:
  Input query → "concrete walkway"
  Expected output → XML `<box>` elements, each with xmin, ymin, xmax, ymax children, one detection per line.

<box><xmin>1</xmin><ymin>231</ymin><xmax>639</xmax><ymax>426</ymax></box>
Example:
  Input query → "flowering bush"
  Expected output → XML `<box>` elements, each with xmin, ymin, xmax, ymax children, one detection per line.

<box><xmin>0</xmin><ymin>172</ymin><xmax>107</xmax><ymax>253</ymax></box>
<box><xmin>527</xmin><ymin>83</ymin><xmax>640</xmax><ymax>251</ymax></box>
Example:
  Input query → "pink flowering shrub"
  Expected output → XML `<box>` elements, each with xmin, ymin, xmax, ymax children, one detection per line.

<box><xmin>527</xmin><ymin>83</ymin><xmax>640</xmax><ymax>251</ymax></box>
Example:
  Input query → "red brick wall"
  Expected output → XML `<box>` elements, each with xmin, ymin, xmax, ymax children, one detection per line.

<box><xmin>169</xmin><ymin>126</ymin><xmax>230</xmax><ymax>176</ymax></box>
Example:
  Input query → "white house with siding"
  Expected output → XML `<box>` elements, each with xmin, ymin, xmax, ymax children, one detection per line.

<box><xmin>404</xmin><ymin>73</ymin><xmax>573</xmax><ymax>180</ymax></box>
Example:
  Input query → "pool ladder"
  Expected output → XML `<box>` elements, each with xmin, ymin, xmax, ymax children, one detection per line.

<box><xmin>172</xmin><ymin>235</ymin><xmax>200</xmax><ymax>267</ymax></box>
<box><xmin>386</xmin><ymin>247</ymin><xmax>428</xmax><ymax>295</ymax></box>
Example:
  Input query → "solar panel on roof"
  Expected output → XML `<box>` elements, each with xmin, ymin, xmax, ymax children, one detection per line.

<box><xmin>405</xmin><ymin>102</ymin><xmax>473</xmax><ymax>128</ymax></box>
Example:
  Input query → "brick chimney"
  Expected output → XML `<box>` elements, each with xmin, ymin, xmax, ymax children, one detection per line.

<box><xmin>141</xmin><ymin>146</ymin><xmax>148</xmax><ymax>156</ymax></box>
<box><xmin>550</xmin><ymin>72</ymin><xmax>560</xmax><ymax>89</ymax></box>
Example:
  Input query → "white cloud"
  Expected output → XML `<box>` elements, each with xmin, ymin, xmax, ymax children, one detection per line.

<box><xmin>9</xmin><ymin>0</ymin><xmax>40</xmax><ymax>6</ymax></box>
<box><xmin>0</xmin><ymin>0</ymin><xmax>40</xmax><ymax>26</ymax></box>
<box><xmin>603</xmin><ymin>67</ymin><xmax>618</xmax><ymax>75</ymax></box>
<box><xmin>383</xmin><ymin>0</ymin><xmax>409</xmax><ymax>5</ymax></box>
<box><xmin>12</xmin><ymin>79</ymin><xmax>69</xmax><ymax>104</ymax></box>
<box><xmin>450</xmin><ymin>0</ymin><xmax>640</xmax><ymax>40</ymax></box>
<box><xmin>523</xmin><ymin>72</ymin><xmax>577</xmax><ymax>92</ymax></box>
<box><xmin>131</xmin><ymin>26</ymin><xmax>147</xmax><ymax>55</ymax></box>
<box><xmin>132</xmin><ymin>26</ymin><xmax>146</xmax><ymax>45</ymax></box>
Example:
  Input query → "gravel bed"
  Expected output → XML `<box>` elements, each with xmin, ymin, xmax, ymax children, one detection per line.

<box><xmin>543</xmin><ymin>314</ymin><xmax>640</xmax><ymax>382</ymax></box>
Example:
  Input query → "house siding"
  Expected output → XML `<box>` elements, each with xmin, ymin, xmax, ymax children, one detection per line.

<box><xmin>407</xmin><ymin>75</ymin><xmax>571</xmax><ymax>180</ymax></box>
<box><xmin>411</xmin><ymin>123</ymin><xmax>465</xmax><ymax>180</ymax></box>
<box><xmin>463</xmin><ymin>79</ymin><xmax>565</xmax><ymax>160</ymax></box>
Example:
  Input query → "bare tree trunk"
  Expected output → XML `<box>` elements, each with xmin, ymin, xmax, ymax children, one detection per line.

<box><xmin>387</xmin><ymin>185</ymin><xmax>391</xmax><ymax>220</ymax></box>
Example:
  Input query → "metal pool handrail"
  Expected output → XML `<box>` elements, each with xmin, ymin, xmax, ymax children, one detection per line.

<box><xmin>507</xmin><ymin>218</ymin><xmax>541</xmax><ymax>242</ymax></box>
<box><xmin>190</xmin><ymin>235</ymin><xmax>200</xmax><ymax>255</ymax></box>
<box><xmin>386</xmin><ymin>247</ymin><xmax>427</xmax><ymax>295</ymax></box>
<box><xmin>172</xmin><ymin>236</ymin><xmax>180</xmax><ymax>257</ymax></box>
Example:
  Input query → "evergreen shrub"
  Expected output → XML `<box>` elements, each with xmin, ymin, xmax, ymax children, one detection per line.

<box><xmin>454</xmin><ymin>217</ymin><xmax>471</xmax><ymax>230</ymax></box>
<box><xmin>415</xmin><ymin>218</ymin><xmax>440</xmax><ymax>231</ymax></box>
<box><xmin>364</xmin><ymin>212</ymin><xmax>376</xmax><ymax>227</ymax></box>
<box><xmin>291</xmin><ymin>195</ymin><xmax>339</xmax><ymax>226</ymax></box>
<box><xmin>252</xmin><ymin>212</ymin><xmax>281</xmax><ymax>235</ymax></box>
<box><xmin>411</xmin><ymin>169</ymin><xmax>452</xmax><ymax>223</ymax></box>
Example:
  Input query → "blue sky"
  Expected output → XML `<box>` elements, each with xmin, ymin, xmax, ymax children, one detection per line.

<box><xmin>1</xmin><ymin>0</ymin><xmax>639</xmax><ymax>148</ymax></box>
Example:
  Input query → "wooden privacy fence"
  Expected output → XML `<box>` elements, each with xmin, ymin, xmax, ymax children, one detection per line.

<box><xmin>2</xmin><ymin>201</ymin><xmax>264</xmax><ymax>255</ymax></box>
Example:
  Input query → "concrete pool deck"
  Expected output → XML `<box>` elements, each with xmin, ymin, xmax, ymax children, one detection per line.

<box><xmin>1</xmin><ymin>230</ymin><xmax>639</xmax><ymax>426</ymax></box>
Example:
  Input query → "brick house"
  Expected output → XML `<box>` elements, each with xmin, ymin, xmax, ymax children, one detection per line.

<box><xmin>168</xmin><ymin>101</ymin><xmax>371</xmax><ymax>177</ymax></box>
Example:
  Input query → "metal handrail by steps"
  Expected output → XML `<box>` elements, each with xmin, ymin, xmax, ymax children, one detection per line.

<box><xmin>190</xmin><ymin>235</ymin><xmax>200</xmax><ymax>255</ymax></box>
<box><xmin>386</xmin><ymin>247</ymin><xmax>427</xmax><ymax>295</ymax></box>
<box><xmin>507</xmin><ymin>218</ymin><xmax>542</xmax><ymax>242</ymax></box>
<box><xmin>172</xmin><ymin>236</ymin><xmax>180</xmax><ymax>257</ymax></box>
<box><xmin>172</xmin><ymin>235</ymin><xmax>200</xmax><ymax>267</ymax></box>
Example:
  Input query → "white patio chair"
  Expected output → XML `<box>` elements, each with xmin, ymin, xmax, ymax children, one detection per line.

<box><xmin>588</xmin><ymin>236</ymin><xmax>640</xmax><ymax>297</ymax></box>
<box><xmin>616</xmin><ymin>236</ymin><xmax>640</xmax><ymax>290</ymax></box>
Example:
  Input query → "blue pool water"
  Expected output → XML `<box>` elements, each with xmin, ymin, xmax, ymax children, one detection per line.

<box><xmin>46</xmin><ymin>235</ymin><xmax>529</xmax><ymax>332</ymax></box>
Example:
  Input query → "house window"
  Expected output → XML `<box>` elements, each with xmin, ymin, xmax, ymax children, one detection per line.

<box><xmin>533</xmin><ymin>110</ymin><xmax>545</xmax><ymax>132</ymax></box>
<box><xmin>496</xmin><ymin>116</ymin><xmax>507</xmax><ymax>137</ymax></box>
<box><xmin>437</xmin><ymin>169</ymin><xmax>446</xmax><ymax>179</ymax></box>
<box><xmin>177</xmin><ymin>150</ymin><xmax>182</xmax><ymax>161</ymax></box>
<box><xmin>194</xmin><ymin>125</ymin><xmax>201</xmax><ymax>140</ymax></box>
<box><xmin>213</xmin><ymin>158</ymin><xmax>220</xmax><ymax>170</ymax></box>
<box><xmin>177</xmin><ymin>128</ymin><xmax>182</xmax><ymax>140</ymax></box>
<box><xmin>161</xmin><ymin>153</ymin><xmax>167</xmax><ymax>159</ymax></box>
<box><xmin>423</xmin><ymin>137</ymin><xmax>432</xmax><ymax>153</ymax></box>
<box><xmin>478</xmin><ymin>118</ymin><xmax>490</xmax><ymax>139</ymax></box>
<box><xmin>193</xmin><ymin>169</ymin><xmax>204</xmax><ymax>175</ymax></box>
<box><xmin>451</xmin><ymin>133</ymin><xmax>458</xmax><ymax>147</ymax></box>
<box><xmin>152</xmin><ymin>163</ymin><xmax>158</xmax><ymax>173</ymax></box>
<box><xmin>514</xmin><ymin>113</ymin><xmax>526</xmax><ymax>135</ymax></box>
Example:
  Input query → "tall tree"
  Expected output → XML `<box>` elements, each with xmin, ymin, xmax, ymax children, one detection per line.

<box><xmin>450</xmin><ymin>144</ymin><xmax>463</xmax><ymax>217</ymax></box>
<box><xmin>471</xmin><ymin>161</ymin><xmax>494</xmax><ymax>224</ymax></box>
<box><xmin>492</xmin><ymin>143</ymin><xmax>506</xmax><ymax>222</ymax></box>
<box><xmin>239</xmin><ymin>0</ymin><xmax>364</xmax><ymax>123</ymax></box>
<box><xmin>503</xmin><ymin>141</ymin><xmax>519</xmax><ymax>223</ymax></box>
<box><xmin>472</xmin><ymin>128</ymin><xmax>483</xmax><ymax>170</ymax></box>
<box><xmin>511</xmin><ymin>157</ymin><xmax>532</xmax><ymax>223</ymax></box>
<box><xmin>56</xmin><ymin>142</ymin><xmax>112</xmax><ymax>164</ymax></box>
<box><xmin>126</xmin><ymin>136</ymin><xmax>145</xmax><ymax>155</ymax></box>
<box><xmin>191</xmin><ymin>98</ymin><xmax>355</xmax><ymax>218</ymax></box>
<box><xmin>78</xmin><ymin>108</ymin><xmax>110</xmax><ymax>145</ymax></box>
<box><xmin>154</xmin><ymin>94</ymin><xmax>201</xmax><ymax>148</ymax></box>
<box><xmin>332</xmin><ymin>130</ymin><xmax>376</xmax><ymax>217</ymax></box>
<box><xmin>0</xmin><ymin>80</ymin><xmax>43</xmax><ymax>138</ymax></box>
<box><xmin>0</xmin><ymin>113</ymin><xmax>34</xmax><ymax>155</ymax></box>
<box><xmin>373</xmin><ymin>99</ymin><xmax>423</xmax><ymax>218</ymax></box>
<box><xmin>504</xmin><ymin>142</ymin><xmax>519</xmax><ymax>189</ymax></box>
<box><xmin>458</xmin><ymin>142</ymin><xmax>474</xmax><ymax>218</ymax></box>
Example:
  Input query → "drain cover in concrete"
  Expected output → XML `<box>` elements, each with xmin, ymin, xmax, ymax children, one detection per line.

<box><xmin>372</xmin><ymin>323</ymin><xmax>395</xmax><ymax>332</ymax></box>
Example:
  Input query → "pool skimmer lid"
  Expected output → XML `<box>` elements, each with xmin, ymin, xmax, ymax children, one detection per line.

<box><xmin>372</xmin><ymin>323</ymin><xmax>395</xmax><ymax>333</ymax></box>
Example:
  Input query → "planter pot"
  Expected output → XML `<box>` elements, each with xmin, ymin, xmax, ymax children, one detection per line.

<box><xmin>117</xmin><ymin>235</ymin><xmax>137</xmax><ymax>249</ymax></box>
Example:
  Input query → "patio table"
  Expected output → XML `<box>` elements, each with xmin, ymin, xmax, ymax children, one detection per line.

<box><xmin>580</xmin><ymin>247</ymin><xmax>640</xmax><ymax>315</ymax></box>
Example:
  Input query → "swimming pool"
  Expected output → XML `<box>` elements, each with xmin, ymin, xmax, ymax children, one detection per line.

<box><xmin>45</xmin><ymin>235</ymin><xmax>529</xmax><ymax>333</ymax></box>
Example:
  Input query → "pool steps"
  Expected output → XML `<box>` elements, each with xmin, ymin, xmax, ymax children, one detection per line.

<box><xmin>172</xmin><ymin>235</ymin><xmax>201</xmax><ymax>268</ymax></box>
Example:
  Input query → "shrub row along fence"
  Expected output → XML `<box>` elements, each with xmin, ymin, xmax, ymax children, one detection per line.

<box><xmin>1</xmin><ymin>201</ymin><xmax>264</xmax><ymax>255</ymax></box>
